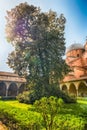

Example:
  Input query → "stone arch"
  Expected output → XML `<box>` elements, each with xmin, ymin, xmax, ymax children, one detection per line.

<box><xmin>8</xmin><ymin>82</ymin><xmax>18</xmax><ymax>96</ymax></box>
<box><xmin>69</xmin><ymin>83</ymin><xmax>77</xmax><ymax>96</ymax></box>
<box><xmin>18</xmin><ymin>83</ymin><xmax>25</xmax><ymax>94</ymax></box>
<box><xmin>78</xmin><ymin>82</ymin><xmax>87</xmax><ymax>97</ymax></box>
<box><xmin>61</xmin><ymin>84</ymin><xmax>68</xmax><ymax>93</ymax></box>
<box><xmin>0</xmin><ymin>82</ymin><xmax>6</xmax><ymax>96</ymax></box>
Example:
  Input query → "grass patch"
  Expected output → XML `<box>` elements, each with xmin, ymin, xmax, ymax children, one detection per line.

<box><xmin>77</xmin><ymin>99</ymin><xmax>87</xmax><ymax>105</ymax></box>
<box><xmin>3</xmin><ymin>100</ymin><xmax>32</xmax><ymax>109</ymax></box>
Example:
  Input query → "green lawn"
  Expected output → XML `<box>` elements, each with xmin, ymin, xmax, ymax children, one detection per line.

<box><xmin>3</xmin><ymin>100</ymin><xmax>31</xmax><ymax>109</ymax></box>
<box><xmin>78</xmin><ymin>99</ymin><xmax>87</xmax><ymax>104</ymax></box>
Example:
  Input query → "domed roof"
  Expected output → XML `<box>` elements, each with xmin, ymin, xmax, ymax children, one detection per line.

<box><xmin>66</xmin><ymin>43</ymin><xmax>84</xmax><ymax>53</ymax></box>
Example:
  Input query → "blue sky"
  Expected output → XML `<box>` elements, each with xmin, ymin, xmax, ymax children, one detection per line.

<box><xmin>0</xmin><ymin>0</ymin><xmax>87</xmax><ymax>72</ymax></box>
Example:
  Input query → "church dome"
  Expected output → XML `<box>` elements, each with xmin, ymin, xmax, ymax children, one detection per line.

<box><xmin>66</xmin><ymin>43</ymin><xmax>84</xmax><ymax>53</ymax></box>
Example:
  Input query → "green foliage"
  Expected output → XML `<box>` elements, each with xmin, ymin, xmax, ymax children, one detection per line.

<box><xmin>17</xmin><ymin>90</ymin><xmax>38</xmax><ymax>104</ymax></box>
<box><xmin>61</xmin><ymin>92</ymin><xmax>76</xmax><ymax>103</ymax></box>
<box><xmin>5</xmin><ymin>2</ymin><xmax>68</xmax><ymax>93</ymax></box>
<box><xmin>4</xmin><ymin>100</ymin><xmax>30</xmax><ymax>109</ymax></box>
<box><xmin>0</xmin><ymin>101</ymin><xmax>43</xmax><ymax>130</ymax></box>
<box><xmin>0</xmin><ymin>99</ymin><xmax>86</xmax><ymax>130</ymax></box>
<box><xmin>34</xmin><ymin>96</ymin><xmax>64</xmax><ymax>115</ymax></box>
<box><xmin>31</xmin><ymin>84</ymin><xmax>76</xmax><ymax>103</ymax></box>
<box><xmin>17</xmin><ymin>84</ymin><xmax>76</xmax><ymax>104</ymax></box>
<box><xmin>17</xmin><ymin>91</ymin><xmax>30</xmax><ymax>104</ymax></box>
<box><xmin>5</xmin><ymin>2</ymin><xmax>72</xmax><ymax>105</ymax></box>
<box><xmin>33</xmin><ymin>96</ymin><xmax>77</xmax><ymax>130</ymax></box>
<box><xmin>54</xmin><ymin>115</ymin><xmax>84</xmax><ymax>130</ymax></box>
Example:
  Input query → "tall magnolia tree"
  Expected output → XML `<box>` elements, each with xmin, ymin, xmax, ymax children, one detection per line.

<box><xmin>5</xmin><ymin>2</ymin><xmax>67</xmax><ymax>88</ymax></box>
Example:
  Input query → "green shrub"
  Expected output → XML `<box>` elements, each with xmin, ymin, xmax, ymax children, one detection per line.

<box><xmin>17</xmin><ymin>91</ymin><xmax>30</xmax><ymax>104</ymax></box>
<box><xmin>61</xmin><ymin>92</ymin><xmax>76</xmax><ymax>103</ymax></box>
<box><xmin>17</xmin><ymin>84</ymin><xmax>76</xmax><ymax>104</ymax></box>
<box><xmin>34</xmin><ymin>96</ymin><xmax>64</xmax><ymax>130</ymax></box>
<box><xmin>54</xmin><ymin>114</ymin><xmax>85</xmax><ymax>130</ymax></box>
<box><xmin>17</xmin><ymin>91</ymin><xmax>38</xmax><ymax>104</ymax></box>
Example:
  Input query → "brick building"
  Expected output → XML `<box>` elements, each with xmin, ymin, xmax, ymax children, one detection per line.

<box><xmin>60</xmin><ymin>41</ymin><xmax>87</xmax><ymax>97</ymax></box>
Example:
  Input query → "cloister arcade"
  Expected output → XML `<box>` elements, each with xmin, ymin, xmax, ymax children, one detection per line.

<box><xmin>0</xmin><ymin>81</ymin><xmax>25</xmax><ymax>97</ymax></box>
<box><xmin>60</xmin><ymin>80</ymin><xmax>87</xmax><ymax>97</ymax></box>
<box><xmin>0</xmin><ymin>72</ymin><xmax>26</xmax><ymax>97</ymax></box>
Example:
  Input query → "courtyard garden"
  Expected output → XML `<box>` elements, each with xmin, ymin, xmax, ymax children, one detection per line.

<box><xmin>0</xmin><ymin>2</ymin><xmax>87</xmax><ymax>130</ymax></box>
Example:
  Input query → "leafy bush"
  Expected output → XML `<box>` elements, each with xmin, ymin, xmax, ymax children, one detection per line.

<box><xmin>16</xmin><ymin>91</ymin><xmax>30</xmax><ymax>104</ymax></box>
<box><xmin>17</xmin><ymin>84</ymin><xmax>76</xmax><ymax>104</ymax></box>
<box><xmin>34</xmin><ymin>96</ymin><xmax>64</xmax><ymax>130</ymax></box>
<box><xmin>34</xmin><ymin>84</ymin><xmax>76</xmax><ymax>103</ymax></box>
<box><xmin>54</xmin><ymin>114</ymin><xmax>85</xmax><ymax>130</ymax></box>
<box><xmin>34</xmin><ymin>96</ymin><xmax>83</xmax><ymax>130</ymax></box>
<box><xmin>17</xmin><ymin>91</ymin><xmax>38</xmax><ymax>104</ymax></box>
<box><xmin>61</xmin><ymin>92</ymin><xmax>76</xmax><ymax>103</ymax></box>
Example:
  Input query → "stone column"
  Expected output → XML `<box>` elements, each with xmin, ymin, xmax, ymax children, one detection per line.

<box><xmin>5</xmin><ymin>82</ymin><xmax>10</xmax><ymax>97</ymax></box>
<box><xmin>59</xmin><ymin>84</ymin><xmax>63</xmax><ymax>91</ymax></box>
<box><xmin>6</xmin><ymin>88</ymin><xmax>8</xmax><ymax>97</ymax></box>
<box><xmin>67</xmin><ymin>87</ymin><xmax>69</xmax><ymax>94</ymax></box>
<box><xmin>76</xmin><ymin>88</ymin><xmax>79</xmax><ymax>97</ymax></box>
<box><xmin>16</xmin><ymin>83</ymin><xmax>22</xmax><ymax>95</ymax></box>
<box><xmin>66</xmin><ymin>83</ymin><xmax>70</xmax><ymax>94</ymax></box>
<box><xmin>75</xmin><ymin>82</ymin><xmax>79</xmax><ymax>97</ymax></box>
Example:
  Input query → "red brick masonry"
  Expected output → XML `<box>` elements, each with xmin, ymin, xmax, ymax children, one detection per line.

<box><xmin>63</xmin><ymin>42</ymin><xmax>87</xmax><ymax>82</ymax></box>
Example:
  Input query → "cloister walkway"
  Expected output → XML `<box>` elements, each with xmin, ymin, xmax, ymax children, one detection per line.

<box><xmin>0</xmin><ymin>71</ymin><xmax>26</xmax><ymax>97</ymax></box>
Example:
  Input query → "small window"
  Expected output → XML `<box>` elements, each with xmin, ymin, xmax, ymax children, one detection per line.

<box><xmin>77</xmin><ymin>54</ymin><xmax>79</xmax><ymax>57</ymax></box>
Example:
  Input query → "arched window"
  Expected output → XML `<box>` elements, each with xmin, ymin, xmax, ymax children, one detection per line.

<box><xmin>78</xmin><ymin>82</ymin><xmax>87</xmax><ymax>97</ymax></box>
<box><xmin>18</xmin><ymin>84</ymin><xmax>25</xmax><ymax>94</ymax></box>
<box><xmin>8</xmin><ymin>82</ymin><xmax>18</xmax><ymax>96</ymax></box>
<box><xmin>62</xmin><ymin>85</ymin><xmax>68</xmax><ymax>93</ymax></box>
<box><xmin>0</xmin><ymin>82</ymin><xmax>6</xmax><ymax>96</ymax></box>
<box><xmin>69</xmin><ymin>83</ymin><xmax>77</xmax><ymax>96</ymax></box>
